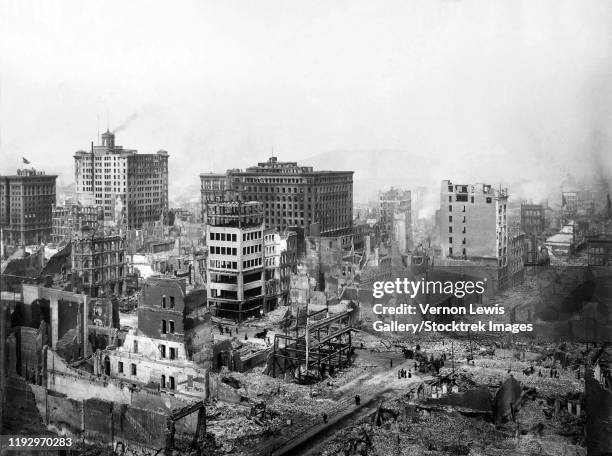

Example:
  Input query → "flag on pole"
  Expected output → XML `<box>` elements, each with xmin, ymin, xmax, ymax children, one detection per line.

<box><xmin>22</xmin><ymin>157</ymin><xmax>30</xmax><ymax>164</ymax></box>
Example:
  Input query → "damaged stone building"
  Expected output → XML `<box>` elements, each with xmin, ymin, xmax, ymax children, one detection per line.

<box><xmin>6</xmin><ymin>283</ymin><xmax>121</xmax><ymax>379</ymax></box>
<box><xmin>378</xmin><ymin>187</ymin><xmax>412</xmax><ymax>252</ymax></box>
<box><xmin>71</xmin><ymin>226</ymin><xmax>127</xmax><ymax>297</ymax></box>
<box><xmin>264</xmin><ymin>229</ymin><xmax>298</xmax><ymax>310</ymax></box>
<box><xmin>98</xmin><ymin>276</ymin><xmax>210</xmax><ymax>394</ymax></box>
<box><xmin>520</xmin><ymin>202</ymin><xmax>546</xmax><ymax>236</ymax></box>
<box><xmin>51</xmin><ymin>203</ymin><xmax>99</xmax><ymax>245</ymax></box>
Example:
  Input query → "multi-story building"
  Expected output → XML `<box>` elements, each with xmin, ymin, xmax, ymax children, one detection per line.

<box><xmin>74</xmin><ymin>130</ymin><xmax>168</xmax><ymax>229</ymax></box>
<box><xmin>51</xmin><ymin>204</ymin><xmax>100</xmax><ymax>244</ymax></box>
<box><xmin>520</xmin><ymin>203</ymin><xmax>545</xmax><ymax>236</ymax></box>
<box><xmin>206</xmin><ymin>156</ymin><xmax>353</xmax><ymax>237</ymax></box>
<box><xmin>0</xmin><ymin>168</ymin><xmax>57</xmax><ymax>245</ymax></box>
<box><xmin>71</xmin><ymin>226</ymin><xmax>127</xmax><ymax>297</ymax></box>
<box><xmin>561</xmin><ymin>191</ymin><xmax>578</xmax><ymax>214</ymax></box>
<box><xmin>439</xmin><ymin>180</ymin><xmax>509</xmax><ymax>267</ymax></box>
<box><xmin>264</xmin><ymin>229</ymin><xmax>297</xmax><ymax>310</ymax></box>
<box><xmin>100</xmin><ymin>276</ymin><xmax>208</xmax><ymax>394</ymax></box>
<box><xmin>586</xmin><ymin>234</ymin><xmax>612</xmax><ymax>266</ymax></box>
<box><xmin>412</xmin><ymin>186</ymin><xmax>428</xmax><ymax>220</ymax></box>
<box><xmin>200</xmin><ymin>173</ymin><xmax>229</xmax><ymax>223</ymax></box>
<box><xmin>379</xmin><ymin>187</ymin><xmax>412</xmax><ymax>251</ymax></box>
<box><xmin>205</xmin><ymin>201</ymin><xmax>265</xmax><ymax>321</ymax></box>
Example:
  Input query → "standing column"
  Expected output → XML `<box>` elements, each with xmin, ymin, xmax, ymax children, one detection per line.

<box><xmin>50</xmin><ymin>298</ymin><xmax>59</xmax><ymax>349</ymax></box>
<box><xmin>82</xmin><ymin>295</ymin><xmax>90</xmax><ymax>357</ymax></box>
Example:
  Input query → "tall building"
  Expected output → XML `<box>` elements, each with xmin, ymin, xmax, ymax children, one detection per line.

<box><xmin>71</xmin><ymin>226</ymin><xmax>127</xmax><ymax>297</ymax></box>
<box><xmin>205</xmin><ymin>201</ymin><xmax>265</xmax><ymax>321</ymax></box>
<box><xmin>439</xmin><ymin>180</ymin><xmax>509</xmax><ymax>267</ymax></box>
<box><xmin>199</xmin><ymin>173</ymin><xmax>229</xmax><ymax>223</ymax></box>
<box><xmin>74</xmin><ymin>130</ymin><xmax>169</xmax><ymax>229</ymax></box>
<box><xmin>203</xmin><ymin>157</ymin><xmax>353</xmax><ymax>236</ymax></box>
<box><xmin>379</xmin><ymin>187</ymin><xmax>412</xmax><ymax>250</ymax></box>
<box><xmin>520</xmin><ymin>203</ymin><xmax>545</xmax><ymax>236</ymax></box>
<box><xmin>0</xmin><ymin>168</ymin><xmax>57</xmax><ymax>245</ymax></box>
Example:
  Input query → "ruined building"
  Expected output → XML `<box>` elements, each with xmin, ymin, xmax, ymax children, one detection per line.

<box><xmin>98</xmin><ymin>276</ymin><xmax>208</xmax><ymax>394</ymax></box>
<box><xmin>51</xmin><ymin>203</ymin><xmax>99</xmax><ymax>244</ymax></box>
<box><xmin>268</xmin><ymin>306</ymin><xmax>355</xmax><ymax>382</ymax></box>
<box><xmin>439</xmin><ymin>180</ymin><xmax>509</xmax><ymax>267</ymax></box>
<box><xmin>205</xmin><ymin>201</ymin><xmax>266</xmax><ymax>321</ymax></box>
<box><xmin>71</xmin><ymin>226</ymin><xmax>127</xmax><ymax>297</ymax></box>
<box><xmin>520</xmin><ymin>202</ymin><xmax>545</xmax><ymax>236</ymax></box>
<box><xmin>379</xmin><ymin>187</ymin><xmax>412</xmax><ymax>251</ymax></box>
<box><xmin>201</xmin><ymin>156</ymin><xmax>354</xmax><ymax>237</ymax></box>
<box><xmin>74</xmin><ymin>130</ymin><xmax>169</xmax><ymax>229</ymax></box>
<box><xmin>586</xmin><ymin>234</ymin><xmax>612</xmax><ymax>266</ymax></box>
<box><xmin>16</xmin><ymin>283</ymin><xmax>120</xmax><ymax>365</ymax></box>
<box><xmin>0</xmin><ymin>168</ymin><xmax>57</xmax><ymax>245</ymax></box>
<box><xmin>199</xmin><ymin>173</ymin><xmax>228</xmax><ymax>224</ymax></box>
<box><xmin>562</xmin><ymin>190</ymin><xmax>595</xmax><ymax>217</ymax></box>
<box><xmin>264</xmin><ymin>229</ymin><xmax>298</xmax><ymax>310</ymax></box>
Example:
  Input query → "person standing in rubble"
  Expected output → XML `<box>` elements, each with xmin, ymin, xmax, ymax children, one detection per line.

<box><xmin>323</xmin><ymin>413</ymin><xmax>328</xmax><ymax>424</ymax></box>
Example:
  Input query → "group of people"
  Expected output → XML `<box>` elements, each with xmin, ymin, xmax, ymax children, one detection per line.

<box><xmin>397</xmin><ymin>368</ymin><xmax>412</xmax><ymax>379</ymax></box>
<box><xmin>218</xmin><ymin>324</ymin><xmax>234</xmax><ymax>337</ymax></box>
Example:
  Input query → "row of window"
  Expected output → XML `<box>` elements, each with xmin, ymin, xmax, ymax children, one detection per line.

<box><xmin>243</xmin><ymin>244</ymin><xmax>262</xmax><ymax>255</ymax></box>
<box><xmin>210</xmin><ymin>232</ymin><xmax>237</xmax><ymax>242</ymax></box>
<box><xmin>243</xmin><ymin>258</ymin><xmax>262</xmax><ymax>268</ymax></box>
<box><xmin>243</xmin><ymin>231</ymin><xmax>261</xmax><ymax>241</ymax></box>
<box><xmin>210</xmin><ymin>260</ymin><xmax>237</xmax><ymax>270</ymax></box>
<box><xmin>210</xmin><ymin>246</ymin><xmax>237</xmax><ymax>256</ymax></box>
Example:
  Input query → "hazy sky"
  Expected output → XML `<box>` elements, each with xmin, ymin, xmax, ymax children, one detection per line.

<box><xmin>1</xmin><ymin>0</ymin><xmax>611</xmax><ymax>206</ymax></box>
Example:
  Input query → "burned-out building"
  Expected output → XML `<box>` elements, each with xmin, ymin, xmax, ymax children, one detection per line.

<box><xmin>199</xmin><ymin>173</ymin><xmax>229</xmax><ymax>224</ymax></box>
<box><xmin>562</xmin><ymin>190</ymin><xmax>596</xmax><ymax>218</ymax></box>
<box><xmin>264</xmin><ymin>229</ymin><xmax>298</xmax><ymax>310</ymax></box>
<box><xmin>98</xmin><ymin>276</ymin><xmax>208</xmax><ymax>392</ymax></box>
<box><xmin>15</xmin><ymin>284</ymin><xmax>120</xmax><ymax>364</ymax></box>
<box><xmin>51</xmin><ymin>204</ymin><xmax>99</xmax><ymax>244</ymax></box>
<box><xmin>379</xmin><ymin>187</ymin><xmax>412</xmax><ymax>251</ymax></box>
<box><xmin>0</xmin><ymin>168</ymin><xmax>57</xmax><ymax>246</ymax></box>
<box><xmin>205</xmin><ymin>201</ymin><xmax>266</xmax><ymax>321</ymax></box>
<box><xmin>586</xmin><ymin>234</ymin><xmax>612</xmax><ymax>266</ymax></box>
<box><xmin>520</xmin><ymin>202</ymin><xmax>545</xmax><ymax>236</ymax></box>
<box><xmin>71</xmin><ymin>226</ymin><xmax>127</xmax><ymax>297</ymax></box>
